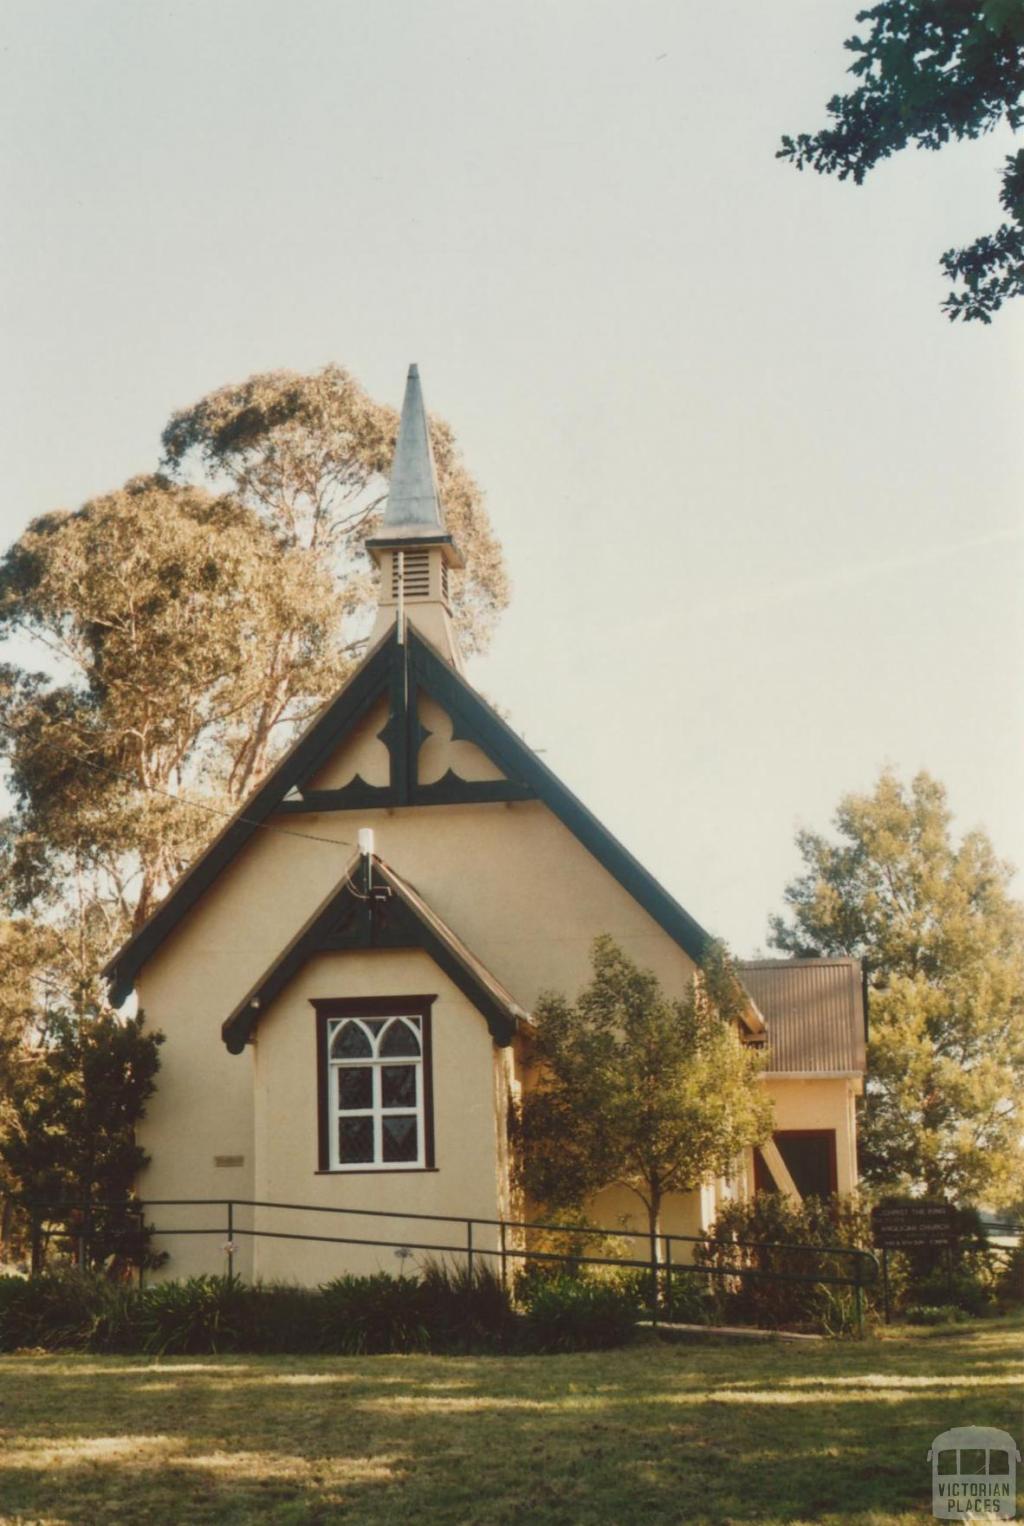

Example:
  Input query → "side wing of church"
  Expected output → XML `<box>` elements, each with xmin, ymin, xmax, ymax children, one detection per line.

<box><xmin>105</xmin><ymin>365</ymin><xmax>865</xmax><ymax>1281</ymax></box>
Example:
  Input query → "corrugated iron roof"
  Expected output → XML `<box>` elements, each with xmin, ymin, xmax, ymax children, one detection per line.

<box><xmin>738</xmin><ymin>957</ymin><xmax>866</xmax><ymax>1075</ymax></box>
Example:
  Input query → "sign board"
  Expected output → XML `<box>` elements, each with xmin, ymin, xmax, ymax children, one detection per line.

<box><xmin>871</xmin><ymin>1200</ymin><xmax>957</xmax><ymax>1249</ymax></box>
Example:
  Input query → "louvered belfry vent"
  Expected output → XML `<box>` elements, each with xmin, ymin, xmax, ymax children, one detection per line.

<box><xmin>391</xmin><ymin>548</ymin><xmax>431</xmax><ymax>601</ymax></box>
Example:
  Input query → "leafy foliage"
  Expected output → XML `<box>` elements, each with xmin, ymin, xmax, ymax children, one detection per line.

<box><xmin>517</xmin><ymin>936</ymin><xmax>773</xmax><ymax>1240</ymax></box>
<box><xmin>694</xmin><ymin>1193</ymin><xmax>875</xmax><ymax>1334</ymax></box>
<box><xmin>0</xmin><ymin>476</ymin><xmax>345</xmax><ymax>946</ymax></box>
<box><xmin>0</xmin><ymin>1269</ymin><xmax>138</xmax><ymax>1352</ymax></box>
<box><xmin>778</xmin><ymin>1</ymin><xmax>1024</xmax><ymax>320</ymax></box>
<box><xmin>0</xmin><ymin>1009</ymin><xmax>162</xmax><ymax>1269</ymax></box>
<box><xmin>517</xmin><ymin>1274</ymin><xmax>638</xmax><ymax>1352</ymax></box>
<box><xmin>417</xmin><ymin>1259</ymin><xmax>517</xmax><ymax>1352</ymax></box>
<box><xmin>771</xmin><ymin>769</ymin><xmax>1024</xmax><ymax>1206</ymax></box>
<box><xmin>137</xmin><ymin>1275</ymin><xmax>254</xmax><ymax>1356</ymax></box>
<box><xmin>318</xmin><ymin>1272</ymin><xmax>431</xmax><ymax>1355</ymax></box>
<box><xmin>0</xmin><ymin>1263</ymin><xmax>639</xmax><ymax>1356</ymax></box>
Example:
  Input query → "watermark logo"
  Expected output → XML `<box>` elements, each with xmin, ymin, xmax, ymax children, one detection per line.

<box><xmin>928</xmin><ymin>1426</ymin><xmax>1020</xmax><ymax>1519</ymax></box>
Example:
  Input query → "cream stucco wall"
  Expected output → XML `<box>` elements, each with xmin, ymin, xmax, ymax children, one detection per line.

<box><xmin>134</xmin><ymin>697</ymin><xmax>700</xmax><ymax>1282</ymax></box>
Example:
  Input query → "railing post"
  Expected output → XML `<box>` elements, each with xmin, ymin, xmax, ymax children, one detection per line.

<box><xmin>650</xmin><ymin>1225</ymin><xmax>659</xmax><ymax>1328</ymax></box>
<box><xmin>466</xmin><ymin>1219</ymin><xmax>474</xmax><ymax>1282</ymax></box>
<box><xmin>665</xmin><ymin>1236</ymin><xmax>673</xmax><ymax>1322</ymax></box>
<box><xmin>225</xmin><ymin>1200</ymin><xmax>235</xmax><ymax>1283</ymax></box>
<box><xmin>499</xmin><ymin>1219</ymin><xmax>507</xmax><ymax>1291</ymax></box>
<box><xmin>854</xmin><ymin>1253</ymin><xmax>863</xmax><ymax>1338</ymax></box>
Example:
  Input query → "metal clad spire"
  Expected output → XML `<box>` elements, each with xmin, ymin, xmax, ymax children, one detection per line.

<box><xmin>381</xmin><ymin>363</ymin><xmax>446</xmax><ymax>535</ymax></box>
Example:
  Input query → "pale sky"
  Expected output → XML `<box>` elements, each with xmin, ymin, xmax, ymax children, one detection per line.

<box><xmin>1</xmin><ymin>0</ymin><xmax>1021</xmax><ymax>954</ymax></box>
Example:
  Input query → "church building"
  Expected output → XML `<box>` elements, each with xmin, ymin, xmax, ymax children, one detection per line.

<box><xmin>105</xmin><ymin>365</ymin><xmax>866</xmax><ymax>1281</ymax></box>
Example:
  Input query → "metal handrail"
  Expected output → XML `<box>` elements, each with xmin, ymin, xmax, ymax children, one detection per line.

<box><xmin>24</xmin><ymin>1194</ymin><xmax>879</xmax><ymax>1276</ymax></box>
<box><xmin>25</xmin><ymin>1193</ymin><xmax>879</xmax><ymax>1309</ymax></box>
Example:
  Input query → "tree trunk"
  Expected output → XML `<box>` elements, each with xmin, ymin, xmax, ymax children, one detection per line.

<box><xmin>646</xmin><ymin>1192</ymin><xmax>663</xmax><ymax>1317</ymax></box>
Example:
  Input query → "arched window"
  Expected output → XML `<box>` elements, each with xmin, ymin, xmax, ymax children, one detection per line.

<box><xmin>314</xmin><ymin>999</ymin><xmax>435</xmax><ymax>1172</ymax></box>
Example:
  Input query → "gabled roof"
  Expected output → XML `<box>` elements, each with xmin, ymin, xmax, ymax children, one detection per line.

<box><xmin>105</xmin><ymin>620</ymin><xmax>717</xmax><ymax>1005</ymax></box>
<box><xmin>738</xmin><ymin>958</ymin><xmax>867</xmax><ymax>1075</ymax></box>
<box><xmin>222</xmin><ymin>852</ymin><xmax>528</xmax><ymax>1052</ymax></box>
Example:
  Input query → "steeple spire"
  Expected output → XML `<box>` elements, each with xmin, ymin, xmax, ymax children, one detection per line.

<box><xmin>380</xmin><ymin>364</ymin><xmax>446</xmax><ymax>537</ymax></box>
<box><xmin>366</xmin><ymin>364</ymin><xmax>465</xmax><ymax>669</ymax></box>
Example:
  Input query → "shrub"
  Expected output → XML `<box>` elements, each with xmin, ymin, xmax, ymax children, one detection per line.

<box><xmin>247</xmin><ymin>1284</ymin><xmax>322</xmax><ymax>1354</ymax></box>
<box><xmin>996</xmin><ymin>1246</ymin><xmax>1024</xmax><ymax>1307</ymax></box>
<box><xmin>0</xmin><ymin>1274</ymin><xmax>32</xmax><ymax>1350</ymax></box>
<box><xmin>136</xmin><ymin>1276</ymin><xmax>251</xmax><ymax>1355</ymax></box>
<box><xmin>519</xmin><ymin>1273</ymin><xmax>637</xmax><ymax>1352</ymax></box>
<box><xmin>317</xmin><ymin>1272</ymin><xmax>430</xmax><ymax>1354</ymax></box>
<box><xmin>911</xmin><ymin>1269</ymin><xmax>995</xmax><ymax>1318</ymax></box>
<box><xmin>0</xmin><ymin>1269</ymin><xmax>138</xmax><ymax>1353</ymax></box>
<box><xmin>661</xmin><ymin>1268</ymin><xmax>716</xmax><ymax>1325</ymax></box>
<box><xmin>694</xmin><ymin>1194</ymin><xmax>874</xmax><ymax>1334</ymax></box>
<box><xmin>418</xmin><ymin>1260</ymin><xmax>515</xmax><ymax>1351</ymax></box>
<box><xmin>903</xmin><ymin>1303</ymin><xmax>969</xmax><ymax>1326</ymax></box>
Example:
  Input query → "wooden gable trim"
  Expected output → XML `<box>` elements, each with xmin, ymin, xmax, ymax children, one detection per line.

<box><xmin>405</xmin><ymin>627</ymin><xmax>713</xmax><ymax>967</ymax></box>
<box><xmin>221</xmin><ymin>855</ymin><xmax>520</xmax><ymax>1053</ymax></box>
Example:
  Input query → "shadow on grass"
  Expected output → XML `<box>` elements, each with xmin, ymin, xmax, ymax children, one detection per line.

<box><xmin>0</xmin><ymin>1315</ymin><xmax>1021</xmax><ymax>1524</ymax></box>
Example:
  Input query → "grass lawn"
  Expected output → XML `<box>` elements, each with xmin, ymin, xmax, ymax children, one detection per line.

<box><xmin>0</xmin><ymin>1314</ymin><xmax>1020</xmax><ymax>1525</ymax></box>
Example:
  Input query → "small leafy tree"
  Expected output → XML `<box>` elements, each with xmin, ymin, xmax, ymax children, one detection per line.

<box><xmin>0</xmin><ymin>1010</ymin><xmax>163</xmax><ymax>1269</ymax></box>
<box><xmin>517</xmin><ymin>936</ymin><xmax>773</xmax><ymax>1248</ymax></box>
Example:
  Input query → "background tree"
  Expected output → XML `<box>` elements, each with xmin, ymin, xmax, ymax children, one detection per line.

<box><xmin>778</xmin><ymin>1</ymin><xmax>1024</xmax><ymax>321</ymax></box>
<box><xmin>771</xmin><ymin>769</ymin><xmax>1024</xmax><ymax>1206</ymax></box>
<box><xmin>517</xmin><ymin>936</ymin><xmax>773</xmax><ymax>1248</ymax></box>
<box><xmin>0</xmin><ymin>1009</ymin><xmax>163</xmax><ymax>1269</ymax></box>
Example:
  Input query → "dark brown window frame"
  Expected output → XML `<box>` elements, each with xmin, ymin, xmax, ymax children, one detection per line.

<box><xmin>313</xmin><ymin>995</ymin><xmax>436</xmax><ymax>1174</ymax></box>
<box><xmin>754</xmin><ymin>1128</ymin><xmax>838</xmax><ymax>1198</ymax></box>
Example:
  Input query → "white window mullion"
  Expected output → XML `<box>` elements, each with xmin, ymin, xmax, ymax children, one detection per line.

<box><xmin>372</xmin><ymin>1059</ymin><xmax>382</xmax><ymax>1165</ymax></box>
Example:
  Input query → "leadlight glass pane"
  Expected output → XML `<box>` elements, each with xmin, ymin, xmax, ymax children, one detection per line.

<box><xmin>381</xmin><ymin>1065</ymin><xmax>416</xmax><ymax>1108</ymax></box>
<box><xmin>338</xmin><ymin>1115</ymin><xmax>374</xmax><ymax>1163</ymax></box>
<box><xmin>363</xmin><ymin>1020</ymin><xmax>386</xmax><ymax>1038</ymax></box>
<box><xmin>331</xmin><ymin>1020</ymin><xmax>371</xmax><ymax>1059</ymax></box>
<box><xmin>380</xmin><ymin>1018</ymin><xmax>421</xmax><ymax>1057</ymax></box>
<box><xmin>382</xmin><ymin>1115</ymin><xmax>418</xmax><ymax>1162</ymax></box>
<box><xmin>337</xmin><ymin>1067</ymin><xmax>372</xmax><ymax>1111</ymax></box>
